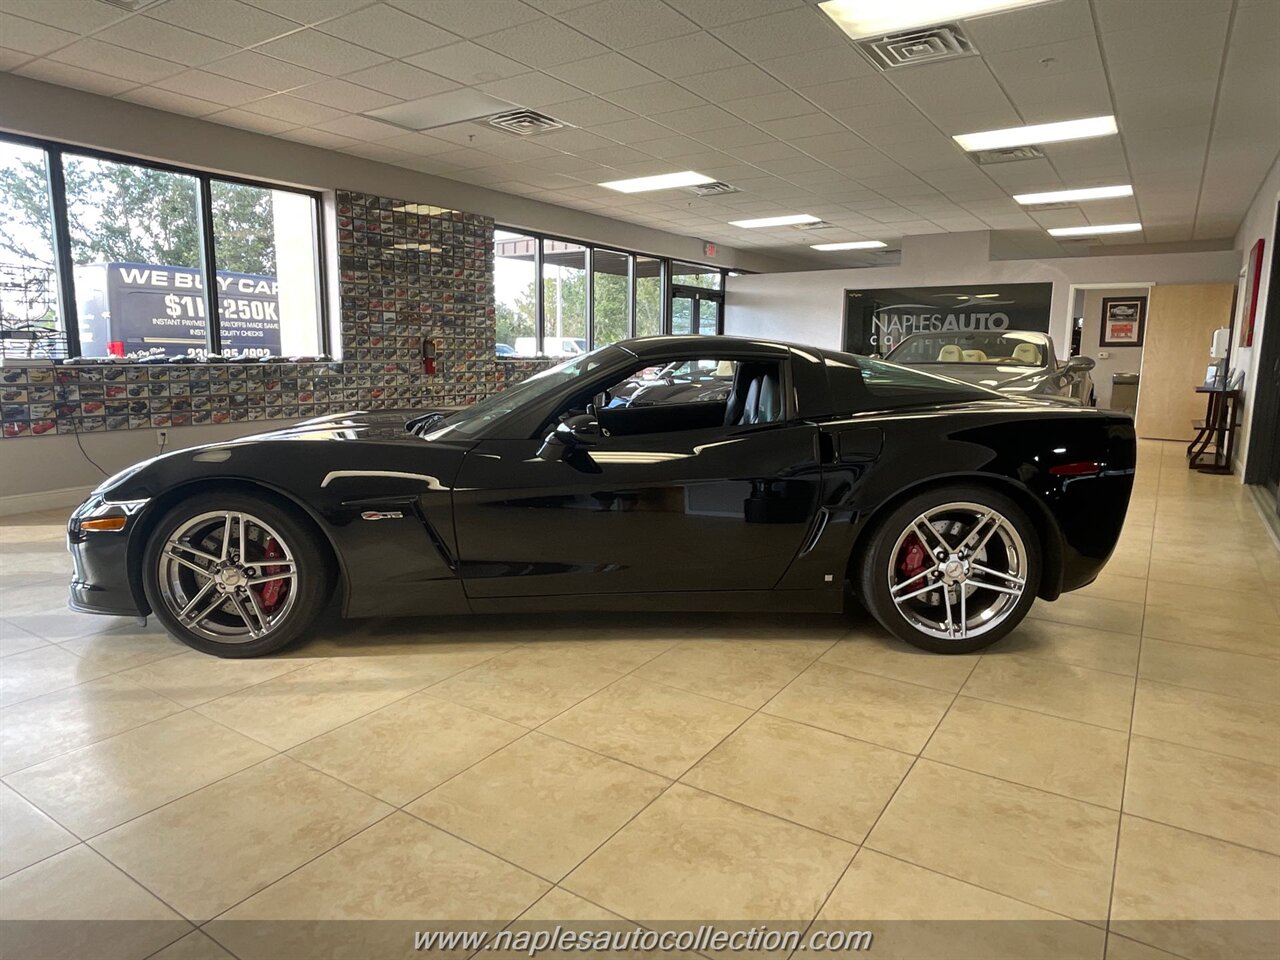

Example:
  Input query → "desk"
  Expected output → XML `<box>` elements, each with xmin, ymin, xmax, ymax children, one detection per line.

<box><xmin>1187</xmin><ymin>387</ymin><xmax>1242</xmax><ymax>473</ymax></box>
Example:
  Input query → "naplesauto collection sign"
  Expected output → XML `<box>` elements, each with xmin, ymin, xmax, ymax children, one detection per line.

<box><xmin>843</xmin><ymin>282</ymin><xmax>1053</xmax><ymax>355</ymax></box>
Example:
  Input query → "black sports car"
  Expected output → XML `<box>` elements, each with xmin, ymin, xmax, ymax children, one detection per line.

<box><xmin>67</xmin><ymin>336</ymin><xmax>1136</xmax><ymax>658</ymax></box>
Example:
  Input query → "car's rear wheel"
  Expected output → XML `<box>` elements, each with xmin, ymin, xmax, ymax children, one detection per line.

<box><xmin>856</xmin><ymin>485</ymin><xmax>1040</xmax><ymax>654</ymax></box>
<box><xmin>142</xmin><ymin>492</ymin><xmax>332</xmax><ymax>657</ymax></box>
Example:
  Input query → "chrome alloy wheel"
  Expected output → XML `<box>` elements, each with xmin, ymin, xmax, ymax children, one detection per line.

<box><xmin>156</xmin><ymin>510</ymin><xmax>299</xmax><ymax>643</ymax></box>
<box><xmin>886</xmin><ymin>501</ymin><xmax>1028</xmax><ymax>641</ymax></box>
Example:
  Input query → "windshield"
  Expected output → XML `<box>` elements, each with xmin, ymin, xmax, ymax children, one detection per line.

<box><xmin>886</xmin><ymin>332</ymin><xmax>1049</xmax><ymax>368</ymax></box>
<box><xmin>424</xmin><ymin>345</ymin><xmax>630</xmax><ymax>440</ymax></box>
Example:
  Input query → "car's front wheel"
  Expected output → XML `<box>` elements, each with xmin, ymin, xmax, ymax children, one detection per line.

<box><xmin>142</xmin><ymin>492</ymin><xmax>333</xmax><ymax>657</ymax></box>
<box><xmin>856</xmin><ymin>485</ymin><xmax>1041</xmax><ymax>654</ymax></box>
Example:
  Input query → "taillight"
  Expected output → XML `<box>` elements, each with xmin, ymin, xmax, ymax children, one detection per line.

<box><xmin>1049</xmin><ymin>461</ymin><xmax>1102</xmax><ymax>477</ymax></box>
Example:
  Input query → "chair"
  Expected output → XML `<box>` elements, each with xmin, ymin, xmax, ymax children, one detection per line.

<box><xmin>1011</xmin><ymin>343</ymin><xmax>1042</xmax><ymax>365</ymax></box>
<box><xmin>962</xmin><ymin>349</ymin><xmax>987</xmax><ymax>362</ymax></box>
<box><xmin>937</xmin><ymin>344</ymin><xmax>963</xmax><ymax>362</ymax></box>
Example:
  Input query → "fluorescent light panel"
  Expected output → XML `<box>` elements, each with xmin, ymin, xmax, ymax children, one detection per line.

<box><xmin>810</xmin><ymin>240</ymin><xmax>888</xmax><ymax>251</ymax></box>
<box><xmin>1048</xmin><ymin>223</ymin><xmax>1142</xmax><ymax>237</ymax></box>
<box><xmin>954</xmin><ymin>116</ymin><xmax>1118</xmax><ymax>151</ymax></box>
<box><xmin>598</xmin><ymin>171</ymin><xmax>715</xmax><ymax>193</ymax></box>
<box><xmin>818</xmin><ymin>0</ymin><xmax>1052</xmax><ymax>40</ymax></box>
<box><xmin>730</xmin><ymin>214</ymin><xmax>821</xmax><ymax>228</ymax></box>
<box><xmin>1014</xmin><ymin>184</ymin><xmax>1134</xmax><ymax>205</ymax></box>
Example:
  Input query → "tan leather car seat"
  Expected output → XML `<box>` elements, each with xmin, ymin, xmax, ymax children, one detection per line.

<box><xmin>961</xmin><ymin>349</ymin><xmax>987</xmax><ymax>362</ymax></box>
<box><xmin>1012</xmin><ymin>343</ymin><xmax>1042</xmax><ymax>365</ymax></box>
<box><xmin>937</xmin><ymin>344</ymin><xmax>963</xmax><ymax>362</ymax></box>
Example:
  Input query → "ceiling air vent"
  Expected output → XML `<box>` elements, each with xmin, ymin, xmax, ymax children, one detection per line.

<box><xmin>971</xmin><ymin>145</ymin><xmax>1046</xmax><ymax>165</ymax></box>
<box><xmin>1023</xmin><ymin>201</ymin><xmax>1075</xmax><ymax>211</ymax></box>
<box><xmin>485</xmin><ymin>109</ymin><xmax>565</xmax><ymax>136</ymax></box>
<box><xmin>689</xmin><ymin>181</ymin><xmax>739</xmax><ymax>196</ymax></box>
<box><xmin>793</xmin><ymin>221</ymin><xmax>837</xmax><ymax>231</ymax></box>
<box><xmin>101</xmin><ymin>0</ymin><xmax>161</xmax><ymax>10</ymax></box>
<box><xmin>857</xmin><ymin>24</ymin><xmax>974</xmax><ymax>71</ymax></box>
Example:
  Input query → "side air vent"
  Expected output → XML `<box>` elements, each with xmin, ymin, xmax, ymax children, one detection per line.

<box><xmin>485</xmin><ymin>109</ymin><xmax>565</xmax><ymax>136</ymax></box>
<box><xmin>857</xmin><ymin>24</ymin><xmax>975</xmax><ymax>71</ymax></box>
<box><xmin>971</xmin><ymin>145</ymin><xmax>1046</xmax><ymax>165</ymax></box>
<box><xmin>689</xmin><ymin>181</ymin><xmax>739</xmax><ymax>196</ymax></box>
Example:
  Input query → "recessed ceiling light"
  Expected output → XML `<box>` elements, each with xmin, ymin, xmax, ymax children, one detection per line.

<box><xmin>1014</xmin><ymin>185</ymin><xmax>1134</xmax><ymax>205</ymax></box>
<box><xmin>810</xmin><ymin>240</ymin><xmax>889</xmax><ymax>251</ymax></box>
<box><xmin>730</xmin><ymin>214</ymin><xmax>822</xmax><ymax>229</ymax></box>
<box><xmin>1048</xmin><ymin>223</ymin><xmax>1142</xmax><ymax>237</ymax></box>
<box><xmin>599</xmin><ymin>171</ymin><xmax>716</xmax><ymax>193</ymax></box>
<box><xmin>954</xmin><ymin>116</ymin><xmax>1118</xmax><ymax>151</ymax></box>
<box><xmin>366</xmin><ymin>89</ymin><xmax>516</xmax><ymax>131</ymax></box>
<box><xmin>818</xmin><ymin>0</ymin><xmax>1052</xmax><ymax>40</ymax></box>
<box><xmin>973</xmin><ymin>293</ymin><xmax>1001</xmax><ymax>298</ymax></box>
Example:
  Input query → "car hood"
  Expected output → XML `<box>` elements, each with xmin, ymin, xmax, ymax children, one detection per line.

<box><xmin>228</xmin><ymin>408</ymin><xmax>460</xmax><ymax>443</ymax></box>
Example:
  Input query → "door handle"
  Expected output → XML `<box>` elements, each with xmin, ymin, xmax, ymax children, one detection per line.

<box><xmin>816</xmin><ymin>431</ymin><xmax>838</xmax><ymax>464</ymax></box>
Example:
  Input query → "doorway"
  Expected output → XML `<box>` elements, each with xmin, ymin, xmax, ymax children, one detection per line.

<box><xmin>1243</xmin><ymin>201</ymin><xmax>1280</xmax><ymax>516</ymax></box>
<box><xmin>671</xmin><ymin>291</ymin><xmax>722</xmax><ymax>336</ymax></box>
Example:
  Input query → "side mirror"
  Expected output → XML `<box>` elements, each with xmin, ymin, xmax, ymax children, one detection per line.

<box><xmin>1064</xmin><ymin>356</ymin><xmax>1096</xmax><ymax>374</ymax></box>
<box><xmin>560</xmin><ymin>413</ymin><xmax>600</xmax><ymax>445</ymax></box>
<box><xmin>869</xmin><ymin>352</ymin><xmax>883</xmax><ymax>360</ymax></box>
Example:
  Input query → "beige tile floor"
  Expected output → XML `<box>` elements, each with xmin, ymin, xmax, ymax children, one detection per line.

<box><xmin>0</xmin><ymin>440</ymin><xmax>1277</xmax><ymax>959</ymax></box>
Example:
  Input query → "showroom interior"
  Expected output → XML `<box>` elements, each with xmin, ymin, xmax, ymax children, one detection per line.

<box><xmin>0</xmin><ymin>0</ymin><xmax>1278</xmax><ymax>957</ymax></box>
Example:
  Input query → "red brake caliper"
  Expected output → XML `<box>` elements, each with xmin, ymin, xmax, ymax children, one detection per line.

<box><xmin>253</xmin><ymin>537</ymin><xmax>287</xmax><ymax>612</ymax></box>
<box><xmin>897</xmin><ymin>532</ymin><xmax>927</xmax><ymax>583</ymax></box>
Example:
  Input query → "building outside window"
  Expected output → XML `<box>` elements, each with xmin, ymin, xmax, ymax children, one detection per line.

<box><xmin>0</xmin><ymin>140</ymin><xmax>61</xmax><ymax>356</ymax></box>
<box><xmin>494</xmin><ymin>229</ymin><xmax>537</xmax><ymax>357</ymax></box>
<box><xmin>0</xmin><ymin>134</ymin><xmax>325</xmax><ymax>361</ymax></box>
<box><xmin>592</xmin><ymin>249</ymin><xmax>630</xmax><ymax>347</ymax></box>
<box><xmin>541</xmin><ymin>239</ymin><xmax>587</xmax><ymax>358</ymax></box>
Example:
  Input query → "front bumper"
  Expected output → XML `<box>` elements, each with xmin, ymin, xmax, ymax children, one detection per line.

<box><xmin>67</xmin><ymin>495</ymin><xmax>148</xmax><ymax>617</ymax></box>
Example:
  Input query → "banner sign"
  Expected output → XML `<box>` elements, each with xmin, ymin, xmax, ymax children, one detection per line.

<box><xmin>843</xmin><ymin>283</ymin><xmax>1053</xmax><ymax>355</ymax></box>
<box><xmin>75</xmin><ymin>262</ymin><xmax>283</xmax><ymax>360</ymax></box>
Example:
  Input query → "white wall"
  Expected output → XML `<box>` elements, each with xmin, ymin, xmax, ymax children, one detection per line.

<box><xmin>1231</xmin><ymin>155</ymin><xmax>1280</xmax><ymax>476</ymax></box>
<box><xmin>726</xmin><ymin>231</ymin><xmax>1241</xmax><ymax>361</ymax></box>
<box><xmin>1079</xmin><ymin>286</ymin><xmax>1150</xmax><ymax>409</ymax></box>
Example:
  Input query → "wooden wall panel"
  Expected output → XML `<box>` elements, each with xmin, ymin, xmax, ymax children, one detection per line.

<box><xmin>1135</xmin><ymin>283</ymin><xmax>1235</xmax><ymax>441</ymax></box>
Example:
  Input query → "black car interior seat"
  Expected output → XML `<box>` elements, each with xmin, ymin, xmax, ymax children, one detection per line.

<box><xmin>727</xmin><ymin>362</ymin><xmax>782</xmax><ymax>425</ymax></box>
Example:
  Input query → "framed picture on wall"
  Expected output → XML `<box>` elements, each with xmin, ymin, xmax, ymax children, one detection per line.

<box><xmin>1240</xmin><ymin>238</ymin><xmax>1265</xmax><ymax>346</ymax></box>
<box><xmin>1100</xmin><ymin>296</ymin><xmax>1147</xmax><ymax>347</ymax></box>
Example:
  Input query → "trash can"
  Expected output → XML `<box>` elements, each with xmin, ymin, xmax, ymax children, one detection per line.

<box><xmin>1112</xmin><ymin>372</ymin><xmax>1139</xmax><ymax>415</ymax></box>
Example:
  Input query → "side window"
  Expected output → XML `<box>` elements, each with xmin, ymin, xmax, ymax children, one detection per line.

<box><xmin>826</xmin><ymin>355</ymin><xmax>990</xmax><ymax>411</ymax></box>
<box><xmin>594</xmin><ymin>357</ymin><xmax>784</xmax><ymax>436</ymax></box>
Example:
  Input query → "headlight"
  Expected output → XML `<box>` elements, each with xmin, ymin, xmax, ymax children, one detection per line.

<box><xmin>92</xmin><ymin>461</ymin><xmax>149</xmax><ymax>497</ymax></box>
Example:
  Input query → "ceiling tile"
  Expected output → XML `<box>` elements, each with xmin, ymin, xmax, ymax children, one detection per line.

<box><xmin>543</xmin><ymin>96</ymin><xmax>638</xmax><ymax>127</ymax></box>
<box><xmin>556</xmin><ymin>0</ymin><xmax>698</xmax><ymax>48</ymax></box>
<box><xmin>203</xmin><ymin>50</ymin><xmax>326</xmax><ymax>91</ymax></box>
<box><xmin>316</xmin><ymin>3</ymin><xmax>458</xmax><ymax>58</ymax></box>
<box><xmin>343</xmin><ymin>60</ymin><xmax>458</xmax><ymax>99</ymax></box>
<box><xmin>120</xmin><ymin>85</ymin><xmax>224</xmax><ymax>117</ymax></box>
<box><xmin>276</xmin><ymin>126</ymin><xmax>361</xmax><ymax>149</ymax></box>
<box><xmin>0</xmin><ymin>48</ymin><xmax>30</xmax><ymax>69</ymax></box>
<box><xmin>389</xmin><ymin>0</ymin><xmax>543</xmax><ymax>38</ymax></box>
<box><xmin>14</xmin><ymin>58</ymin><xmax>132</xmax><ymax>95</ymax></box>
<box><xmin>207</xmin><ymin>107</ymin><xmax>297</xmax><ymax>134</ymax></box>
<box><xmin>961</xmin><ymin>0</ymin><xmax>1096</xmax><ymax>52</ymax></box>
<box><xmin>257</xmin><ymin>29</ymin><xmax>390</xmax><ymax>74</ymax></box>
<box><xmin>545</xmin><ymin>51</ymin><xmax>661</xmax><ymax>92</ymax></box>
<box><xmin>49</xmin><ymin>38</ymin><xmax>185</xmax><ymax>84</ymax></box>
<box><xmin>715</xmin><ymin>7</ymin><xmax>847</xmax><ymax>60</ymax></box>
<box><xmin>478</xmin><ymin>72</ymin><xmax>584</xmax><ymax>108</ymax></box>
<box><xmin>241</xmin><ymin>0</ymin><xmax>369</xmax><ymax>24</ymax></box>
<box><xmin>477</xmin><ymin>16</ymin><xmax>606</xmax><ymax>68</ymax></box>
<box><xmin>313</xmin><ymin>113</ymin><xmax>409</xmax><ymax>140</ymax></box>
<box><xmin>758</xmin><ymin>46</ymin><xmax>875</xmax><ymax>88</ymax></box>
<box><xmin>722</xmin><ymin>90</ymin><xmax>814</xmax><ymax>123</ymax></box>
<box><xmin>0</xmin><ymin>0</ymin><xmax>130</xmax><ymax>34</ymax></box>
<box><xmin>407</xmin><ymin>40</ymin><xmax>529</xmax><ymax>85</ymax></box>
<box><xmin>287</xmin><ymin>79</ymin><xmax>402</xmax><ymax>116</ymax></box>
<box><xmin>604</xmin><ymin>79</ymin><xmax>703</xmax><ymax>114</ymax></box>
<box><xmin>648</xmin><ymin>102</ymin><xmax>742</xmax><ymax>133</ymax></box>
<box><xmin>662</xmin><ymin>0</ymin><xmax>806</xmax><ymax>29</ymax></box>
<box><xmin>240</xmin><ymin>92</ymin><xmax>346</xmax><ymax>125</ymax></box>
<box><xmin>95</xmin><ymin>15</ymin><xmax>238</xmax><ymax>65</ymax></box>
<box><xmin>148</xmin><ymin>0</ymin><xmax>300</xmax><ymax>47</ymax></box>
<box><xmin>624</xmin><ymin>31</ymin><xmax>745</xmax><ymax>78</ymax></box>
<box><xmin>0</xmin><ymin>12</ymin><xmax>74</xmax><ymax>56</ymax></box>
<box><xmin>677</xmin><ymin>63</ymin><xmax>786</xmax><ymax>101</ymax></box>
<box><xmin>756</xmin><ymin>113</ymin><xmax>845</xmax><ymax>141</ymax></box>
<box><xmin>155</xmin><ymin>68</ymin><xmax>274</xmax><ymax>106</ymax></box>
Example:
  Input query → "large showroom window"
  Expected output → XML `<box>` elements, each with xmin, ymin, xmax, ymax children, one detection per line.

<box><xmin>0</xmin><ymin>133</ymin><xmax>325</xmax><ymax>360</ymax></box>
<box><xmin>0</xmin><ymin>139</ymin><xmax>62</xmax><ymax>354</ymax></box>
<box><xmin>494</xmin><ymin>227</ymin><xmax>724</xmax><ymax>357</ymax></box>
<box><xmin>592</xmin><ymin>249</ymin><xmax>630</xmax><ymax>347</ymax></box>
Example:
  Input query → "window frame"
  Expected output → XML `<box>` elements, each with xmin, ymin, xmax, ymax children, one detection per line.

<box><xmin>496</xmin><ymin>224</ymin><xmax>727</xmax><ymax>355</ymax></box>
<box><xmin>0</xmin><ymin>131</ymin><xmax>329</xmax><ymax>360</ymax></box>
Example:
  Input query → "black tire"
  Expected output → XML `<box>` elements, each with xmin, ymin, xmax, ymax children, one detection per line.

<box><xmin>142</xmin><ymin>491</ymin><xmax>334</xmax><ymax>657</ymax></box>
<box><xmin>855</xmin><ymin>484</ymin><xmax>1041</xmax><ymax>654</ymax></box>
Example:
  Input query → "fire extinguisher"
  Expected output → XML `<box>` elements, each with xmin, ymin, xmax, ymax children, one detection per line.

<box><xmin>421</xmin><ymin>340</ymin><xmax>436</xmax><ymax>376</ymax></box>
